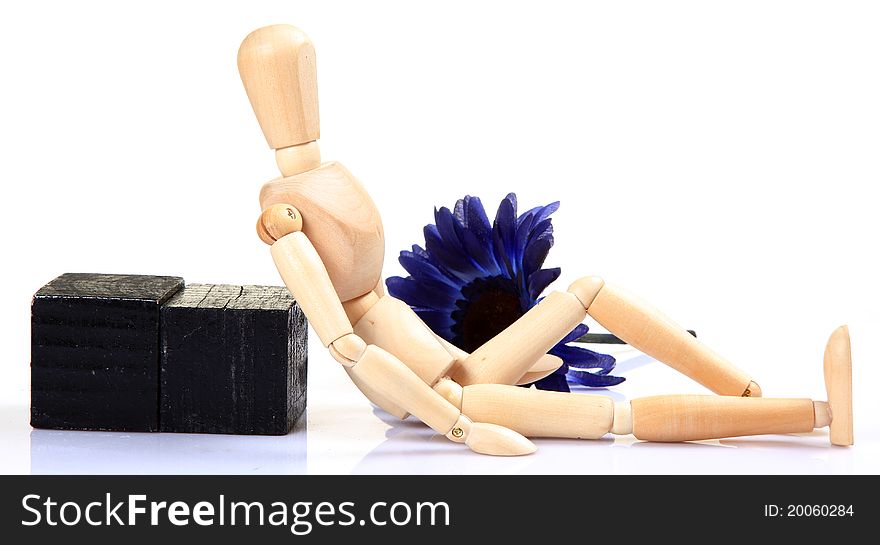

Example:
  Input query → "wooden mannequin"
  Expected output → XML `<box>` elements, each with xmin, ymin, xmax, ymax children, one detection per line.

<box><xmin>239</xmin><ymin>25</ymin><xmax>853</xmax><ymax>455</ymax></box>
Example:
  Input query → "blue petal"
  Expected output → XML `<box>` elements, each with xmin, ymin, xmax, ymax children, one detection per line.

<box><xmin>398</xmin><ymin>251</ymin><xmax>462</xmax><ymax>289</ymax></box>
<box><xmin>425</xmin><ymin>207</ymin><xmax>485</xmax><ymax>282</ymax></box>
<box><xmin>522</xmin><ymin>201</ymin><xmax>558</xmax><ymax>222</ymax></box>
<box><xmin>424</xmin><ymin>224</ymin><xmax>480</xmax><ymax>281</ymax></box>
<box><xmin>453</xmin><ymin>198</ymin><xmax>467</xmax><ymax>224</ymax></box>
<box><xmin>526</xmin><ymin>267</ymin><xmax>561</xmax><ymax>300</ymax></box>
<box><xmin>454</xmin><ymin>196</ymin><xmax>500</xmax><ymax>274</ymax></box>
<box><xmin>411</xmin><ymin>244</ymin><xmax>430</xmax><ymax>259</ymax></box>
<box><xmin>492</xmin><ymin>195</ymin><xmax>519</xmax><ymax>277</ymax></box>
<box><xmin>533</xmin><ymin>201</ymin><xmax>560</xmax><ymax>224</ymax></box>
<box><xmin>400</xmin><ymin>273</ymin><xmax>461</xmax><ymax>302</ymax></box>
<box><xmin>460</xmin><ymin>225</ymin><xmax>501</xmax><ymax>276</ymax></box>
<box><xmin>386</xmin><ymin>276</ymin><xmax>454</xmax><ymax>311</ymax></box>
<box><xmin>559</xmin><ymin>323</ymin><xmax>590</xmax><ymax>344</ymax></box>
<box><xmin>504</xmin><ymin>192</ymin><xmax>518</xmax><ymax>212</ymax></box>
<box><xmin>530</xmin><ymin>372</ymin><xmax>570</xmax><ymax>393</ymax></box>
<box><xmin>526</xmin><ymin>219</ymin><xmax>554</xmax><ymax>251</ymax></box>
<box><xmin>464</xmin><ymin>196</ymin><xmax>493</xmax><ymax>238</ymax></box>
<box><xmin>433</xmin><ymin>207</ymin><xmax>491</xmax><ymax>281</ymax></box>
<box><xmin>434</xmin><ymin>207</ymin><xmax>468</xmax><ymax>262</ymax></box>
<box><xmin>550</xmin><ymin>344</ymin><xmax>617</xmax><ymax>372</ymax></box>
<box><xmin>450</xmin><ymin>212</ymin><xmax>492</xmax><ymax>276</ymax></box>
<box><xmin>491</xmin><ymin>227</ymin><xmax>514</xmax><ymax>279</ymax></box>
<box><xmin>513</xmin><ymin>268</ymin><xmax>532</xmax><ymax>308</ymax></box>
<box><xmin>384</xmin><ymin>275</ymin><xmax>408</xmax><ymax>301</ymax></box>
<box><xmin>522</xmin><ymin>236</ymin><xmax>552</xmax><ymax>279</ymax></box>
<box><xmin>566</xmin><ymin>370</ymin><xmax>626</xmax><ymax>387</ymax></box>
<box><xmin>513</xmin><ymin>212</ymin><xmax>535</xmax><ymax>273</ymax></box>
<box><xmin>517</xmin><ymin>207</ymin><xmax>537</xmax><ymax>229</ymax></box>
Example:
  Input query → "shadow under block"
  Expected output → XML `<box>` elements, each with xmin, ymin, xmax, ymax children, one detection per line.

<box><xmin>31</xmin><ymin>273</ymin><xmax>185</xmax><ymax>431</ymax></box>
<box><xmin>160</xmin><ymin>284</ymin><xmax>307</xmax><ymax>435</ymax></box>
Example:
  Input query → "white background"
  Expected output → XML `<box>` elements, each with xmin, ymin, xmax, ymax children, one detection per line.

<box><xmin>1</xmin><ymin>1</ymin><xmax>878</xmax><ymax>474</ymax></box>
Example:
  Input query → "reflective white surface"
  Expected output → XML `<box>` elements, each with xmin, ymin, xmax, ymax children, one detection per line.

<box><xmin>3</xmin><ymin>335</ymin><xmax>877</xmax><ymax>475</ymax></box>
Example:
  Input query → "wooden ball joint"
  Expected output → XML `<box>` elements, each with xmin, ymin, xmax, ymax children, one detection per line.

<box><xmin>257</xmin><ymin>203</ymin><xmax>304</xmax><ymax>244</ymax></box>
<box><xmin>240</xmin><ymin>24</ymin><xmax>854</xmax><ymax>454</ymax></box>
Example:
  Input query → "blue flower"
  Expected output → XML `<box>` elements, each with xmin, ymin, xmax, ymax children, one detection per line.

<box><xmin>386</xmin><ymin>193</ymin><xmax>624</xmax><ymax>392</ymax></box>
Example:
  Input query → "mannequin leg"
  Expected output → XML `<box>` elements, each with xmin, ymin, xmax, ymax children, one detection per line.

<box><xmin>577</xmin><ymin>278</ymin><xmax>758</xmax><ymax>397</ymax></box>
<box><xmin>437</xmin><ymin>326</ymin><xmax>853</xmax><ymax>446</ymax></box>
<box><xmin>435</xmin><ymin>381</ymin><xmax>833</xmax><ymax>443</ymax></box>
<box><xmin>450</xmin><ymin>276</ymin><xmax>759</xmax><ymax>397</ymax></box>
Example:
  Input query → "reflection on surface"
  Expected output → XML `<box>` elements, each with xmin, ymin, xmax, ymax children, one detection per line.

<box><xmin>30</xmin><ymin>415</ymin><xmax>307</xmax><ymax>475</ymax></box>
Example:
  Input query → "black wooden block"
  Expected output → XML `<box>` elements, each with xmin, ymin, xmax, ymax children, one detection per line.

<box><xmin>160</xmin><ymin>284</ymin><xmax>307</xmax><ymax>435</ymax></box>
<box><xmin>31</xmin><ymin>273</ymin><xmax>185</xmax><ymax>431</ymax></box>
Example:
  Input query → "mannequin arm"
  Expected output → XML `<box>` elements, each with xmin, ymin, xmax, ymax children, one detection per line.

<box><xmin>258</xmin><ymin>204</ymin><xmax>535</xmax><ymax>456</ymax></box>
<box><xmin>259</xmin><ymin>206</ymin><xmax>353</xmax><ymax>347</ymax></box>
<box><xmin>451</xmin><ymin>291</ymin><xmax>586</xmax><ymax>386</ymax></box>
<box><xmin>434</xmin><ymin>334</ymin><xmax>561</xmax><ymax>385</ymax></box>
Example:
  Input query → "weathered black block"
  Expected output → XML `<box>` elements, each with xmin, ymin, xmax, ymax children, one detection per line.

<box><xmin>160</xmin><ymin>284</ymin><xmax>307</xmax><ymax>435</ymax></box>
<box><xmin>31</xmin><ymin>273</ymin><xmax>185</xmax><ymax>431</ymax></box>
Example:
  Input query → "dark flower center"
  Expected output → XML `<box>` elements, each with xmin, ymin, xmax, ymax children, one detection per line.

<box><xmin>451</xmin><ymin>276</ymin><xmax>526</xmax><ymax>353</ymax></box>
